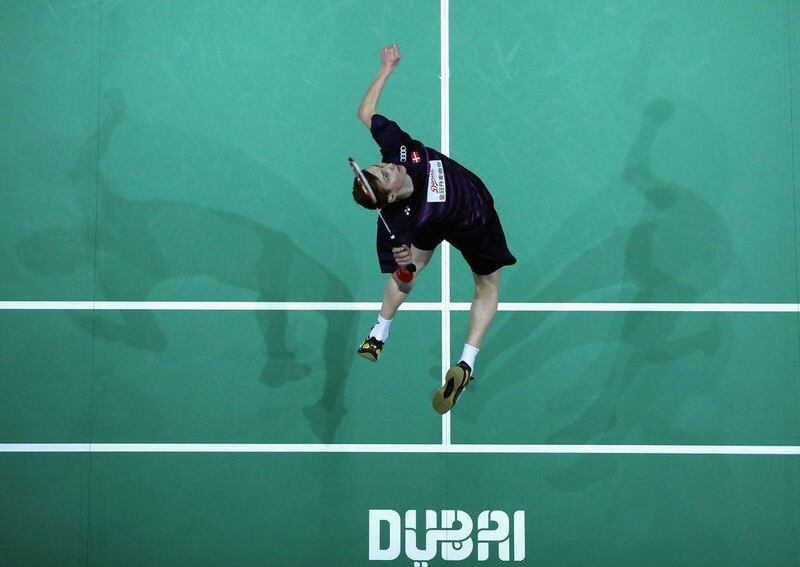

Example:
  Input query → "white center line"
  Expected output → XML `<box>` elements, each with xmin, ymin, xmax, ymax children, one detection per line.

<box><xmin>440</xmin><ymin>0</ymin><xmax>452</xmax><ymax>450</ymax></box>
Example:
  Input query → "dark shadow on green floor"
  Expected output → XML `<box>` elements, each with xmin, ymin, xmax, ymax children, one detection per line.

<box><xmin>534</xmin><ymin>18</ymin><xmax>740</xmax><ymax>487</ymax></box>
<box><xmin>17</xmin><ymin>90</ymin><xmax>358</xmax><ymax>442</ymax></box>
<box><xmin>462</xmin><ymin>97</ymin><xmax>734</xmax><ymax>489</ymax></box>
<box><xmin>455</xmin><ymin>20</ymin><xmax>737</xmax><ymax>488</ymax></box>
<box><xmin>546</xmin><ymin>99</ymin><xmax>733</xmax><ymax>441</ymax></box>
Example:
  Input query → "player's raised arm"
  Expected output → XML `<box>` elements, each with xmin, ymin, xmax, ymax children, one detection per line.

<box><xmin>357</xmin><ymin>44</ymin><xmax>401</xmax><ymax>128</ymax></box>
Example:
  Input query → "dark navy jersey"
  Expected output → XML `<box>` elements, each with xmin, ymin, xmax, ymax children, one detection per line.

<box><xmin>370</xmin><ymin>114</ymin><xmax>496</xmax><ymax>272</ymax></box>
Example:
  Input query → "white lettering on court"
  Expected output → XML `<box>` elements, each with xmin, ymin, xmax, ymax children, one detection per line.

<box><xmin>368</xmin><ymin>509</ymin><xmax>525</xmax><ymax>565</ymax></box>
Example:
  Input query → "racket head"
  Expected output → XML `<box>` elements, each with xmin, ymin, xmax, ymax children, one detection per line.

<box><xmin>348</xmin><ymin>157</ymin><xmax>378</xmax><ymax>207</ymax></box>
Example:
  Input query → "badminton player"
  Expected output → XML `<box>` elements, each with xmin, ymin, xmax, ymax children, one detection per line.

<box><xmin>352</xmin><ymin>44</ymin><xmax>516</xmax><ymax>414</ymax></box>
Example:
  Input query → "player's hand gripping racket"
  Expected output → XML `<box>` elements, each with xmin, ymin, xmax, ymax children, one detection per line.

<box><xmin>348</xmin><ymin>157</ymin><xmax>417</xmax><ymax>282</ymax></box>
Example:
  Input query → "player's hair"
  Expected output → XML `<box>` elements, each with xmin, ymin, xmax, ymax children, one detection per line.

<box><xmin>352</xmin><ymin>170</ymin><xmax>390</xmax><ymax>210</ymax></box>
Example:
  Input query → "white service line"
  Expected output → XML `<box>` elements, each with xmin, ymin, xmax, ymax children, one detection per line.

<box><xmin>0</xmin><ymin>301</ymin><xmax>438</xmax><ymax>311</ymax></box>
<box><xmin>487</xmin><ymin>302</ymin><xmax>800</xmax><ymax>313</ymax></box>
<box><xmin>0</xmin><ymin>301</ymin><xmax>797</xmax><ymax>312</ymax></box>
<box><xmin>1</xmin><ymin>443</ymin><xmax>799</xmax><ymax>455</ymax></box>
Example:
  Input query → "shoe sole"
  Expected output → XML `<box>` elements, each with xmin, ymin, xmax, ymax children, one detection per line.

<box><xmin>357</xmin><ymin>350</ymin><xmax>378</xmax><ymax>362</ymax></box>
<box><xmin>432</xmin><ymin>365</ymin><xmax>470</xmax><ymax>415</ymax></box>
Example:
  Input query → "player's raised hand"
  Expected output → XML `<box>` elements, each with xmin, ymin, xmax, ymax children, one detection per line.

<box><xmin>380</xmin><ymin>44</ymin><xmax>400</xmax><ymax>72</ymax></box>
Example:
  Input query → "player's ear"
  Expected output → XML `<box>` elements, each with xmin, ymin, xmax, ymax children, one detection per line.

<box><xmin>387</xmin><ymin>191</ymin><xmax>397</xmax><ymax>203</ymax></box>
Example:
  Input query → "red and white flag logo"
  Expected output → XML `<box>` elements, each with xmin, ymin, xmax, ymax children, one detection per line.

<box><xmin>411</xmin><ymin>151</ymin><xmax>421</xmax><ymax>164</ymax></box>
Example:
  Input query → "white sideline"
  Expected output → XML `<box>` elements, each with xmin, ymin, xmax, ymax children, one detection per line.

<box><xmin>1</xmin><ymin>443</ymin><xmax>799</xmax><ymax>455</ymax></box>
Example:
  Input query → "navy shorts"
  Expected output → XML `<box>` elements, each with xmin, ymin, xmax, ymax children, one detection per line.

<box><xmin>414</xmin><ymin>206</ymin><xmax>517</xmax><ymax>275</ymax></box>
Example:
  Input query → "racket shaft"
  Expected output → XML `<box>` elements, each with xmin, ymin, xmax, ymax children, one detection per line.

<box><xmin>379</xmin><ymin>212</ymin><xmax>416</xmax><ymax>274</ymax></box>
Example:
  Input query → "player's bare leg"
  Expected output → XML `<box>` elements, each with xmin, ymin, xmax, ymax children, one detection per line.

<box><xmin>379</xmin><ymin>246</ymin><xmax>433</xmax><ymax>318</ymax></box>
<box><xmin>465</xmin><ymin>268</ymin><xmax>501</xmax><ymax>348</ymax></box>
<box><xmin>433</xmin><ymin>268</ymin><xmax>502</xmax><ymax>414</ymax></box>
<box><xmin>357</xmin><ymin>246</ymin><xmax>434</xmax><ymax>361</ymax></box>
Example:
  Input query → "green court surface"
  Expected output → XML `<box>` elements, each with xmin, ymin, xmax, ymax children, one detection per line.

<box><xmin>1</xmin><ymin>1</ymin><xmax>799</xmax><ymax>566</ymax></box>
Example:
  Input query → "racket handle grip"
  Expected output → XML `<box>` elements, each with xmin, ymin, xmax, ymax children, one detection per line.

<box><xmin>395</xmin><ymin>264</ymin><xmax>416</xmax><ymax>283</ymax></box>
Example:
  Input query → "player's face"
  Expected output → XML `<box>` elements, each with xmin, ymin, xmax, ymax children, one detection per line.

<box><xmin>367</xmin><ymin>163</ymin><xmax>406</xmax><ymax>201</ymax></box>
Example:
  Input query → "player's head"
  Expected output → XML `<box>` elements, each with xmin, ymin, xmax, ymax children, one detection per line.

<box><xmin>352</xmin><ymin>163</ymin><xmax>409</xmax><ymax>210</ymax></box>
<box><xmin>352</xmin><ymin>169</ymin><xmax>389</xmax><ymax>209</ymax></box>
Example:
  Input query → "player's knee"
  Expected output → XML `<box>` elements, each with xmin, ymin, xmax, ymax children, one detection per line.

<box><xmin>473</xmin><ymin>283</ymin><xmax>498</xmax><ymax>301</ymax></box>
<box><xmin>392</xmin><ymin>272</ymin><xmax>415</xmax><ymax>294</ymax></box>
<box><xmin>473</xmin><ymin>270</ymin><xmax>500</xmax><ymax>297</ymax></box>
<box><xmin>410</xmin><ymin>246</ymin><xmax>434</xmax><ymax>274</ymax></box>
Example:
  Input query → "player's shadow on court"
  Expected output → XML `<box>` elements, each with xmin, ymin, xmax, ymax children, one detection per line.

<box><xmin>16</xmin><ymin>90</ymin><xmax>356</xmax><ymax>443</ymax></box>
<box><xmin>469</xmin><ymin>99</ymin><xmax>733</xmax><ymax>484</ymax></box>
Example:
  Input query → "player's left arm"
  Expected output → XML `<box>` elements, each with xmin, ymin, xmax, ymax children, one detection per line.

<box><xmin>357</xmin><ymin>44</ymin><xmax>401</xmax><ymax>128</ymax></box>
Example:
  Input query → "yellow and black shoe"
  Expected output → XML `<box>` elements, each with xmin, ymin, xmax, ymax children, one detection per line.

<box><xmin>356</xmin><ymin>335</ymin><xmax>384</xmax><ymax>362</ymax></box>
<box><xmin>432</xmin><ymin>361</ymin><xmax>474</xmax><ymax>415</ymax></box>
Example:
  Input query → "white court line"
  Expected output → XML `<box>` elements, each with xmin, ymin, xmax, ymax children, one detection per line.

<box><xmin>440</xmin><ymin>0</ymin><xmax>452</xmax><ymax>449</ymax></box>
<box><xmin>1</xmin><ymin>443</ymin><xmax>799</xmax><ymax>455</ymax></box>
<box><xmin>487</xmin><ymin>303</ymin><xmax>800</xmax><ymax>313</ymax></box>
<box><xmin>0</xmin><ymin>301</ymin><xmax>437</xmax><ymax>311</ymax></box>
<box><xmin>0</xmin><ymin>301</ymin><xmax>797</xmax><ymax>312</ymax></box>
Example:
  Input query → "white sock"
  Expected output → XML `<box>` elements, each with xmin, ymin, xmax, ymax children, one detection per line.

<box><xmin>460</xmin><ymin>344</ymin><xmax>479</xmax><ymax>371</ymax></box>
<box><xmin>369</xmin><ymin>314</ymin><xmax>393</xmax><ymax>342</ymax></box>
